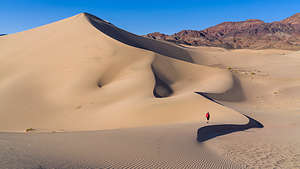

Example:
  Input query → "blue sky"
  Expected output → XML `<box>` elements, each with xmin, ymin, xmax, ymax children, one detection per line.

<box><xmin>1</xmin><ymin>0</ymin><xmax>299</xmax><ymax>35</ymax></box>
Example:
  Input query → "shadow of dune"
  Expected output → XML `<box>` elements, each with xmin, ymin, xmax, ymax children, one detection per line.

<box><xmin>197</xmin><ymin>115</ymin><xmax>264</xmax><ymax>142</ymax></box>
<box><xmin>203</xmin><ymin>74</ymin><xmax>246</xmax><ymax>102</ymax></box>
<box><xmin>84</xmin><ymin>13</ymin><xmax>194</xmax><ymax>63</ymax></box>
<box><xmin>195</xmin><ymin>85</ymin><xmax>263</xmax><ymax>143</ymax></box>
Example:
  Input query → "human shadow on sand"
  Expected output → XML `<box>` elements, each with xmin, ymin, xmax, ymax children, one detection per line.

<box><xmin>197</xmin><ymin>115</ymin><xmax>264</xmax><ymax>142</ymax></box>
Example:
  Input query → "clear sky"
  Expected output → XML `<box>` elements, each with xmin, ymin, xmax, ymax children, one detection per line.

<box><xmin>1</xmin><ymin>0</ymin><xmax>300</xmax><ymax>35</ymax></box>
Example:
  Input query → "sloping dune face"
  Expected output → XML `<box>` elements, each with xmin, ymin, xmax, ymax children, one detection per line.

<box><xmin>0</xmin><ymin>13</ymin><xmax>247</xmax><ymax>131</ymax></box>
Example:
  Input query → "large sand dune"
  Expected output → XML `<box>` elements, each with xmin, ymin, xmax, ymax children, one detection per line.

<box><xmin>1</xmin><ymin>13</ymin><xmax>299</xmax><ymax>168</ymax></box>
<box><xmin>0</xmin><ymin>13</ymin><xmax>247</xmax><ymax>132</ymax></box>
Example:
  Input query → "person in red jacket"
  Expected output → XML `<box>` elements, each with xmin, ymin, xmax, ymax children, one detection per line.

<box><xmin>205</xmin><ymin>112</ymin><xmax>210</xmax><ymax>123</ymax></box>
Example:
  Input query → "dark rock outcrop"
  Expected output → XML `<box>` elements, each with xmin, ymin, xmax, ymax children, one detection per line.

<box><xmin>145</xmin><ymin>13</ymin><xmax>300</xmax><ymax>50</ymax></box>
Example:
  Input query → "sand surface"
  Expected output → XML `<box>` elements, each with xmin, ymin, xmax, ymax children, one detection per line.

<box><xmin>0</xmin><ymin>13</ymin><xmax>299</xmax><ymax>168</ymax></box>
<box><xmin>0</xmin><ymin>123</ymin><xmax>242</xmax><ymax>169</ymax></box>
<box><xmin>189</xmin><ymin>46</ymin><xmax>300</xmax><ymax>168</ymax></box>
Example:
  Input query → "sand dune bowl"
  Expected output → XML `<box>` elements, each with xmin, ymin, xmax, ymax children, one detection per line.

<box><xmin>0</xmin><ymin>13</ymin><xmax>300</xmax><ymax>168</ymax></box>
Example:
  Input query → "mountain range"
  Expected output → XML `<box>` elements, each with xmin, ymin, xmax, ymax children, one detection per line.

<box><xmin>145</xmin><ymin>13</ymin><xmax>300</xmax><ymax>50</ymax></box>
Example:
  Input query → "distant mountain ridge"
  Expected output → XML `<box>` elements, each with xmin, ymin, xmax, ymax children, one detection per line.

<box><xmin>145</xmin><ymin>13</ymin><xmax>300</xmax><ymax>50</ymax></box>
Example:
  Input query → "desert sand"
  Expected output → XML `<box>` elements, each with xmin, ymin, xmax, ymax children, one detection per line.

<box><xmin>0</xmin><ymin>13</ymin><xmax>299</xmax><ymax>168</ymax></box>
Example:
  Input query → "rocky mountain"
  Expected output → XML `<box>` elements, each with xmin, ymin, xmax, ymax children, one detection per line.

<box><xmin>145</xmin><ymin>13</ymin><xmax>300</xmax><ymax>50</ymax></box>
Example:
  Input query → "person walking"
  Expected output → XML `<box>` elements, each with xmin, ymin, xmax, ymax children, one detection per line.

<box><xmin>205</xmin><ymin>112</ymin><xmax>210</xmax><ymax>123</ymax></box>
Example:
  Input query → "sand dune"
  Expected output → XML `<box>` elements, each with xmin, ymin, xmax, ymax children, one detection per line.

<box><xmin>187</xmin><ymin>46</ymin><xmax>300</xmax><ymax>111</ymax></box>
<box><xmin>0</xmin><ymin>13</ymin><xmax>246</xmax><ymax>132</ymax></box>
<box><xmin>187</xmin><ymin>46</ymin><xmax>300</xmax><ymax>168</ymax></box>
<box><xmin>1</xmin><ymin>13</ymin><xmax>299</xmax><ymax>168</ymax></box>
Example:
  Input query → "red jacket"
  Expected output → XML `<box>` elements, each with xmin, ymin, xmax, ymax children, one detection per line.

<box><xmin>206</xmin><ymin>112</ymin><xmax>210</xmax><ymax>118</ymax></box>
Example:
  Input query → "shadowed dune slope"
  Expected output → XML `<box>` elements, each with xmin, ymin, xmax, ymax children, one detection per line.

<box><xmin>85</xmin><ymin>13</ymin><xmax>194</xmax><ymax>63</ymax></box>
<box><xmin>0</xmin><ymin>13</ymin><xmax>247</xmax><ymax>132</ymax></box>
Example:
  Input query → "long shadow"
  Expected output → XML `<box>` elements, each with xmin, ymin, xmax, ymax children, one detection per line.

<box><xmin>197</xmin><ymin>115</ymin><xmax>263</xmax><ymax>142</ymax></box>
<box><xmin>195</xmin><ymin>91</ymin><xmax>263</xmax><ymax>142</ymax></box>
